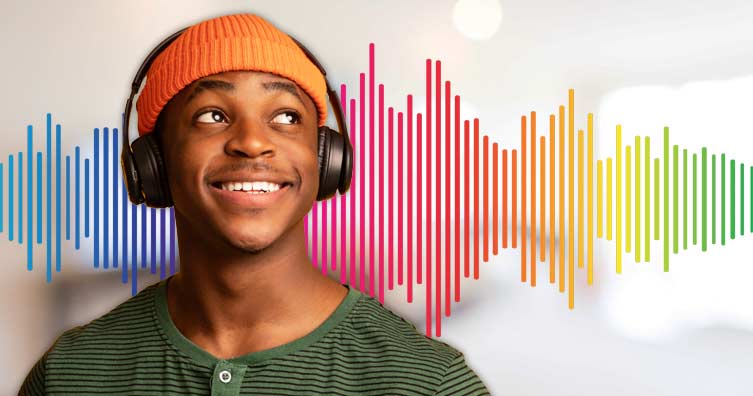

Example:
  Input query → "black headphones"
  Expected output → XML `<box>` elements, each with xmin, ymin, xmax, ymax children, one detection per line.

<box><xmin>121</xmin><ymin>27</ymin><xmax>353</xmax><ymax>208</ymax></box>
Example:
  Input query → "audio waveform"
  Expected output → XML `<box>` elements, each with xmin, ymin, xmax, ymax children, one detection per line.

<box><xmin>3</xmin><ymin>44</ymin><xmax>751</xmax><ymax>338</ymax></box>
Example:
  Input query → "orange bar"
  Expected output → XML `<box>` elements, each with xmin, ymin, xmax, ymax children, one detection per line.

<box><xmin>493</xmin><ymin>142</ymin><xmax>498</xmax><ymax>255</ymax></box>
<box><xmin>521</xmin><ymin>115</ymin><xmax>527</xmax><ymax>282</ymax></box>
<box><xmin>502</xmin><ymin>149</ymin><xmax>508</xmax><ymax>248</ymax></box>
<box><xmin>512</xmin><ymin>150</ymin><xmax>518</xmax><ymax>248</ymax></box>
<box><xmin>578</xmin><ymin>130</ymin><xmax>584</xmax><ymax>269</ymax></box>
<box><xmin>530</xmin><ymin>111</ymin><xmax>537</xmax><ymax>287</ymax></box>
<box><xmin>558</xmin><ymin>105</ymin><xmax>565</xmax><ymax>293</ymax></box>
<box><xmin>540</xmin><ymin>136</ymin><xmax>546</xmax><ymax>263</ymax></box>
<box><xmin>549</xmin><ymin>114</ymin><xmax>556</xmax><ymax>284</ymax></box>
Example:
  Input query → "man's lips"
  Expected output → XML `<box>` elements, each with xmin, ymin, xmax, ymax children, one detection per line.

<box><xmin>208</xmin><ymin>182</ymin><xmax>292</xmax><ymax>209</ymax></box>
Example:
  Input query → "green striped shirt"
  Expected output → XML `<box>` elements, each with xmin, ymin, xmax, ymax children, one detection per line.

<box><xmin>19</xmin><ymin>276</ymin><xmax>490</xmax><ymax>395</ymax></box>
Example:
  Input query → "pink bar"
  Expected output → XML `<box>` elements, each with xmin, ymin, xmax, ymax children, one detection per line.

<box><xmin>425</xmin><ymin>58</ymin><xmax>432</xmax><ymax>337</ymax></box>
<box><xmin>398</xmin><ymin>111</ymin><xmax>404</xmax><ymax>287</ymax></box>
<box><xmin>417</xmin><ymin>112</ymin><xmax>423</xmax><ymax>286</ymax></box>
<box><xmin>359</xmin><ymin>73</ymin><xmax>366</xmax><ymax>294</ymax></box>
<box><xmin>350</xmin><ymin>98</ymin><xmax>357</xmax><ymax>289</ymax></box>
<box><xmin>445</xmin><ymin>81</ymin><xmax>452</xmax><ymax>317</ymax></box>
<box><xmin>388</xmin><ymin>106</ymin><xmax>394</xmax><ymax>291</ymax></box>
<box><xmin>407</xmin><ymin>95</ymin><xmax>414</xmax><ymax>303</ymax></box>
<box><xmin>340</xmin><ymin>84</ymin><xmax>347</xmax><ymax>285</ymax></box>
<box><xmin>313</xmin><ymin>202</ymin><xmax>318</xmax><ymax>271</ymax></box>
<box><xmin>378</xmin><ymin>83</ymin><xmax>385</xmax><ymax>303</ymax></box>
<box><xmin>332</xmin><ymin>189</ymin><xmax>337</xmax><ymax>272</ymax></box>
<box><xmin>368</xmin><ymin>44</ymin><xmax>375</xmax><ymax>299</ymax></box>
<box><xmin>435</xmin><ymin>60</ymin><xmax>441</xmax><ymax>337</ymax></box>
<box><xmin>322</xmin><ymin>200</ymin><xmax>328</xmax><ymax>276</ymax></box>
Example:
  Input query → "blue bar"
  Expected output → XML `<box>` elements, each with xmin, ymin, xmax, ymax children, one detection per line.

<box><xmin>85</xmin><ymin>158</ymin><xmax>90</xmax><ymax>238</ymax></box>
<box><xmin>75</xmin><ymin>147</ymin><xmax>80</xmax><ymax>249</ymax></box>
<box><xmin>160</xmin><ymin>208</ymin><xmax>166</xmax><ymax>279</ymax></box>
<box><xmin>0</xmin><ymin>162</ymin><xmax>3</xmax><ymax>233</ymax></box>
<box><xmin>141</xmin><ymin>203</ymin><xmax>146</xmax><ymax>269</ymax></box>
<box><xmin>27</xmin><ymin>126</ymin><xmax>33</xmax><ymax>268</ymax></box>
<box><xmin>18</xmin><ymin>151</ymin><xmax>22</xmax><ymax>245</ymax></box>
<box><xmin>56</xmin><ymin>124</ymin><xmax>61</xmax><ymax>272</ymax></box>
<box><xmin>132</xmin><ymin>202</ymin><xmax>138</xmax><ymax>296</ymax></box>
<box><xmin>150</xmin><ymin>207</ymin><xmax>156</xmax><ymax>274</ymax></box>
<box><xmin>113</xmin><ymin>128</ymin><xmax>118</xmax><ymax>269</ymax></box>
<box><xmin>46</xmin><ymin>114</ymin><xmax>52</xmax><ymax>282</ymax></box>
<box><xmin>104</xmin><ymin>127</ymin><xmax>109</xmax><ymax>269</ymax></box>
<box><xmin>36</xmin><ymin>152</ymin><xmax>41</xmax><ymax>244</ymax></box>
<box><xmin>8</xmin><ymin>155</ymin><xmax>12</xmax><ymax>240</ymax></box>
<box><xmin>122</xmin><ymin>179</ymin><xmax>128</xmax><ymax>284</ymax></box>
<box><xmin>66</xmin><ymin>155</ymin><xmax>70</xmax><ymax>240</ymax></box>
<box><xmin>169</xmin><ymin>207</ymin><xmax>175</xmax><ymax>275</ymax></box>
<box><xmin>94</xmin><ymin>128</ymin><xmax>99</xmax><ymax>268</ymax></box>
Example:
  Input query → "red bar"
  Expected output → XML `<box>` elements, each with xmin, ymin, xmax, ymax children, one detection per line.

<box><xmin>502</xmin><ymin>149</ymin><xmax>508</xmax><ymax>249</ymax></box>
<box><xmin>445</xmin><ymin>80</ymin><xmax>452</xmax><ymax>316</ymax></box>
<box><xmin>435</xmin><ymin>60</ymin><xmax>442</xmax><ymax>336</ymax></box>
<box><xmin>493</xmin><ymin>142</ymin><xmax>499</xmax><ymax>255</ymax></box>
<box><xmin>377</xmin><ymin>82</ymin><xmax>384</xmax><ymax>303</ymax></box>
<box><xmin>483</xmin><ymin>135</ymin><xmax>489</xmax><ymax>262</ymax></box>
<box><xmin>417</xmin><ymin>112</ymin><xmax>423</xmax><ymax>285</ymax></box>
<box><xmin>464</xmin><ymin>120</ymin><xmax>470</xmax><ymax>278</ymax></box>
<box><xmin>454</xmin><ymin>95</ymin><xmax>461</xmax><ymax>302</ymax></box>
<box><xmin>397</xmin><ymin>111</ymin><xmax>404</xmax><ymax>287</ymax></box>
<box><xmin>473</xmin><ymin>118</ymin><xmax>480</xmax><ymax>279</ymax></box>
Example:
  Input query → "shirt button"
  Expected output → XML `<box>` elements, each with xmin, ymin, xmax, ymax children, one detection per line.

<box><xmin>219</xmin><ymin>370</ymin><xmax>232</xmax><ymax>384</ymax></box>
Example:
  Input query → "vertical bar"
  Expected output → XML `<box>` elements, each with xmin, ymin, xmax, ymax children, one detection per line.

<box><xmin>731</xmin><ymin>159</ymin><xmax>736</xmax><ymax>240</ymax></box>
<box><xmin>663</xmin><ymin>127</ymin><xmax>669</xmax><ymax>271</ymax></box>
<box><xmin>616</xmin><ymin>126</ymin><xmax>622</xmax><ymax>273</ymax></box>
<box><xmin>558</xmin><ymin>105</ymin><xmax>565</xmax><ymax>293</ymax></box>
<box><xmin>693</xmin><ymin>153</ymin><xmax>697</xmax><ymax>245</ymax></box>
<box><xmin>502</xmin><ymin>150</ymin><xmax>508</xmax><ymax>248</ymax></box>
<box><xmin>673</xmin><ymin>145</ymin><xmax>678</xmax><ymax>255</ymax></box>
<box><xmin>0</xmin><ymin>162</ymin><xmax>3</xmax><ymax>233</ymax></box>
<box><xmin>150</xmin><ymin>207</ymin><xmax>156</xmax><ymax>273</ymax></box>
<box><xmin>512</xmin><ymin>149</ymin><xmax>517</xmax><ymax>250</ymax></box>
<box><xmin>626</xmin><ymin>145</ymin><xmax>632</xmax><ymax>254</ymax></box>
<box><xmin>712</xmin><ymin>154</ymin><xmax>716</xmax><ymax>245</ymax></box>
<box><xmin>702</xmin><ymin>149</ymin><xmax>708</xmax><ymax>251</ymax></box>
<box><xmin>27</xmin><ymin>126</ymin><xmax>33</xmax><ymax>267</ymax></box>
<box><xmin>454</xmin><ymin>96</ymin><xmax>460</xmax><ymax>300</ymax></box>
<box><xmin>141</xmin><ymin>202</ymin><xmax>146</xmax><ymax>269</ymax></box>
<box><xmin>9</xmin><ymin>155</ymin><xmax>13</xmax><ymax>241</ymax></box>
<box><xmin>741</xmin><ymin>163</ymin><xmax>745</xmax><ymax>236</ymax></box>
<box><xmin>19</xmin><ymin>151</ymin><xmax>23</xmax><ymax>245</ymax></box>
<box><xmin>645</xmin><ymin>137</ymin><xmax>650</xmax><ymax>261</ymax></box>
<box><xmin>37</xmin><ymin>152</ymin><xmax>41</xmax><ymax>244</ymax></box>
<box><xmin>587</xmin><ymin>123</ymin><xmax>594</xmax><ymax>284</ymax></box>
<box><xmin>85</xmin><ymin>158</ymin><xmax>89</xmax><ymax>238</ymax></box>
<box><xmin>160</xmin><ymin>208</ymin><xmax>166</xmax><ymax>279</ymax></box>
<box><xmin>170</xmin><ymin>206</ymin><xmax>176</xmax><ymax>275</ymax></box>
<box><xmin>530</xmin><ymin>112</ymin><xmax>536</xmax><ymax>285</ymax></box>
<box><xmin>635</xmin><ymin>137</ymin><xmax>641</xmax><ymax>262</ymax></box>
<box><xmin>722</xmin><ymin>154</ymin><xmax>726</xmax><ymax>246</ymax></box>
<box><xmin>607</xmin><ymin>158</ymin><xmax>613</xmax><ymax>241</ymax></box>
<box><xmin>483</xmin><ymin>135</ymin><xmax>489</xmax><ymax>263</ymax></box>
<box><xmin>113</xmin><ymin>128</ymin><xmax>119</xmax><ymax>268</ymax></box>
<box><xmin>122</xmin><ymin>179</ymin><xmax>128</xmax><ymax>284</ymax></box>
<box><xmin>540</xmin><ymin>136</ymin><xmax>546</xmax><ymax>263</ymax></box>
<box><xmin>74</xmin><ymin>146</ymin><xmax>81</xmax><ymax>250</ymax></box>
<box><xmin>94</xmin><ymin>128</ymin><xmax>99</xmax><ymax>268</ymax></box>
<box><xmin>521</xmin><ymin>116</ymin><xmax>527</xmax><ymax>282</ymax></box>
<box><xmin>493</xmin><ymin>142</ymin><xmax>498</xmax><ymax>255</ymax></box>
<box><xmin>568</xmin><ymin>89</ymin><xmax>574</xmax><ymax>308</ymax></box>
<box><xmin>578</xmin><ymin>130</ymin><xmax>584</xmax><ymax>268</ymax></box>
<box><xmin>104</xmin><ymin>128</ymin><xmax>109</xmax><ymax>269</ymax></box>
<box><xmin>66</xmin><ymin>156</ymin><xmax>70</xmax><ymax>241</ymax></box>
<box><xmin>549</xmin><ymin>114</ymin><xmax>555</xmax><ymax>283</ymax></box>
<box><xmin>46</xmin><ymin>117</ymin><xmax>52</xmax><ymax>279</ymax></box>
<box><xmin>597</xmin><ymin>160</ymin><xmax>603</xmax><ymax>239</ymax></box>
<box><xmin>56</xmin><ymin>124</ymin><xmax>61</xmax><ymax>272</ymax></box>
<box><xmin>473</xmin><ymin>118</ymin><xmax>480</xmax><ymax>279</ymax></box>
<box><xmin>683</xmin><ymin>149</ymin><xmax>687</xmax><ymax>249</ymax></box>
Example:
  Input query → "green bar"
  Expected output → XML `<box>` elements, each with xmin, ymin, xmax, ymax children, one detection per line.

<box><xmin>731</xmin><ymin>159</ymin><xmax>736</xmax><ymax>240</ymax></box>
<box><xmin>673</xmin><ymin>145</ymin><xmax>678</xmax><ymax>254</ymax></box>
<box><xmin>702</xmin><ymin>149</ymin><xmax>707</xmax><ymax>251</ymax></box>
<box><xmin>693</xmin><ymin>153</ymin><xmax>697</xmax><ymax>245</ymax></box>
<box><xmin>655</xmin><ymin>158</ymin><xmax>660</xmax><ymax>241</ymax></box>
<box><xmin>645</xmin><ymin>137</ymin><xmax>651</xmax><ymax>262</ymax></box>
<box><xmin>742</xmin><ymin>163</ymin><xmax>745</xmax><ymax>236</ymax></box>
<box><xmin>664</xmin><ymin>127</ymin><xmax>669</xmax><ymax>271</ymax></box>
<box><xmin>722</xmin><ymin>154</ymin><xmax>726</xmax><ymax>246</ymax></box>
<box><xmin>683</xmin><ymin>149</ymin><xmax>687</xmax><ymax>250</ymax></box>
<box><xmin>712</xmin><ymin>154</ymin><xmax>716</xmax><ymax>245</ymax></box>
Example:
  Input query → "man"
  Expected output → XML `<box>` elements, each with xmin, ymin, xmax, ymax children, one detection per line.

<box><xmin>19</xmin><ymin>13</ymin><xmax>490</xmax><ymax>395</ymax></box>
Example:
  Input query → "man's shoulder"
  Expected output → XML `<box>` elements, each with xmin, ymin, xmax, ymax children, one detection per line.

<box><xmin>332</xmin><ymin>292</ymin><xmax>463</xmax><ymax>365</ymax></box>
<box><xmin>47</xmin><ymin>281</ymin><xmax>162</xmax><ymax>359</ymax></box>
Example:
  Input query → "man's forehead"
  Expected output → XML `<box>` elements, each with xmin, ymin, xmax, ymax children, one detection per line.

<box><xmin>179</xmin><ymin>70</ymin><xmax>313</xmax><ymax>108</ymax></box>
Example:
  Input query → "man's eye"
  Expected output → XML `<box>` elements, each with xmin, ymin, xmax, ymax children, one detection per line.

<box><xmin>271</xmin><ymin>111</ymin><xmax>301</xmax><ymax>125</ymax></box>
<box><xmin>196</xmin><ymin>110</ymin><xmax>227</xmax><ymax>124</ymax></box>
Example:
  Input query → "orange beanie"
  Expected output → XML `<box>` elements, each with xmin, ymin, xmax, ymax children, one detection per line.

<box><xmin>135</xmin><ymin>13</ymin><xmax>328</xmax><ymax>135</ymax></box>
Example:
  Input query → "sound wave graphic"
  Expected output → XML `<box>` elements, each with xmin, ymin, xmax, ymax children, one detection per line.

<box><xmin>4</xmin><ymin>44</ymin><xmax>751</xmax><ymax>338</ymax></box>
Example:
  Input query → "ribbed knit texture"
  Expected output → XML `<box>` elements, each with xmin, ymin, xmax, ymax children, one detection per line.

<box><xmin>136</xmin><ymin>13</ymin><xmax>328</xmax><ymax>135</ymax></box>
<box><xmin>19</xmin><ymin>277</ymin><xmax>490</xmax><ymax>395</ymax></box>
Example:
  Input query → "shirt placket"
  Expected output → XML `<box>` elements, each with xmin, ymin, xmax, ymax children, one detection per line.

<box><xmin>210</xmin><ymin>360</ymin><xmax>248</xmax><ymax>396</ymax></box>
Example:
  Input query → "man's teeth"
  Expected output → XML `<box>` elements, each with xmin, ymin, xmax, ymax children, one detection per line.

<box><xmin>220</xmin><ymin>181</ymin><xmax>283</xmax><ymax>193</ymax></box>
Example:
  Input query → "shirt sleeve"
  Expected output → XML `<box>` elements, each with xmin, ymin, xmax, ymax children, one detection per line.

<box><xmin>434</xmin><ymin>353</ymin><xmax>491</xmax><ymax>396</ymax></box>
<box><xmin>17</xmin><ymin>351</ymin><xmax>48</xmax><ymax>396</ymax></box>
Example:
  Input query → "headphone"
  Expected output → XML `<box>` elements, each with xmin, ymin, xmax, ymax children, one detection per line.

<box><xmin>121</xmin><ymin>27</ymin><xmax>353</xmax><ymax>208</ymax></box>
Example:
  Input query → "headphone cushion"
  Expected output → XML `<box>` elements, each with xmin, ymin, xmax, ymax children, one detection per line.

<box><xmin>131</xmin><ymin>134</ymin><xmax>173</xmax><ymax>207</ymax></box>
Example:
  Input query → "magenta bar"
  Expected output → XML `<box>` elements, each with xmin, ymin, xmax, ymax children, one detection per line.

<box><xmin>359</xmin><ymin>72</ymin><xmax>366</xmax><ymax>294</ymax></box>
<box><xmin>378</xmin><ymin>83</ymin><xmax>385</xmax><ymax>303</ymax></box>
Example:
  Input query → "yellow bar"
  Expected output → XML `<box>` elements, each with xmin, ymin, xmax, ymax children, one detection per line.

<box><xmin>635</xmin><ymin>136</ymin><xmax>641</xmax><ymax>263</ymax></box>
<box><xmin>587</xmin><ymin>116</ymin><xmax>594</xmax><ymax>285</ymax></box>
<box><xmin>616</xmin><ymin>125</ymin><xmax>622</xmax><ymax>274</ymax></box>
<box><xmin>568</xmin><ymin>89</ymin><xmax>575</xmax><ymax>309</ymax></box>
<box><xmin>626</xmin><ymin>145</ymin><xmax>632</xmax><ymax>254</ymax></box>
<box><xmin>607</xmin><ymin>158</ymin><xmax>613</xmax><ymax>241</ymax></box>
<box><xmin>597</xmin><ymin>160</ymin><xmax>603</xmax><ymax>239</ymax></box>
<box><xmin>578</xmin><ymin>130</ymin><xmax>584</xmax><ymax>269</ymax></box>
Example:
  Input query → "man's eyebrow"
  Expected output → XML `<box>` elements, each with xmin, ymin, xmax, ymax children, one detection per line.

<box><xmin>185</xmin><ymin>80</ymin><xmax>235</xmax><ymax>105</ymax></box>
<box><xmin>261</xmin><ymin>80</ymin><xmax>304</xmax><ymax>106</ymax></box>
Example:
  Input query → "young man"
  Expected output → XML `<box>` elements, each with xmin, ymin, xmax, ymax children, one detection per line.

<box><xmin>19</xmin><ymin>13</ymin><xmax>490</xmax><ymax>395</ymax></box>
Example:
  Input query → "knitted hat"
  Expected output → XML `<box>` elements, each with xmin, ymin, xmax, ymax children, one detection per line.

<box><xmin>135</xmin><ymin>13</ymin><xmax>327</xmax><ymax>135</ymax></box>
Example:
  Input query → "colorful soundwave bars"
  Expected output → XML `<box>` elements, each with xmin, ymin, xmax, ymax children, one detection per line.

<box><xmin>3</xmin><ymin>44</ymin><xmax>751</xmax><ymax>338</ymax></box>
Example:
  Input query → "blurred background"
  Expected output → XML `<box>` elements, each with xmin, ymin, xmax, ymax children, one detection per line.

<box><xmin>2</xmin><ymin>0</ymin><xmax>753</xmax><ymax>394</ymax></box>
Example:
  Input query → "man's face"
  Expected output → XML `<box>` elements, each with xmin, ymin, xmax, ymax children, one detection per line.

<box><xmin>158</xmin><ymin>70</ymin><xmax>320</xmax><ymax>253</ymax></box>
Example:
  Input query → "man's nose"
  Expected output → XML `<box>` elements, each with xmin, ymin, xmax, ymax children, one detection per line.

<box><xmin>224</xmin><ymin>117</ymin><xmax>275</xmax><ymax>158</ymax></box>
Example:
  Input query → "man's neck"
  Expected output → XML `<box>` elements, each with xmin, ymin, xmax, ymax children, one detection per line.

<box><xmin>165</xmin><ymin>215</ymin><xmax>347</xmax><ymax>360</ymax></box>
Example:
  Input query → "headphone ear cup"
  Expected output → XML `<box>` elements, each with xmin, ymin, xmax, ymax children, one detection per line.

<box><xmin>131</xmin><ymin>133</ymin><xmax>173</xmax><ymax>208</ymax></box>
<box><xmin>338</xmin><ymin>134</ymin><xmax>353</xmax><ymax>194</ymax></box>
<box><xmin>317</xmin><ymin>126</ymin><xmax>336</xmax><ymax>201</ymax></box>
<box><xmin>122</xmin><ymin>149</ymin><xmax>145</xmax><ymax>205</ymax></box>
